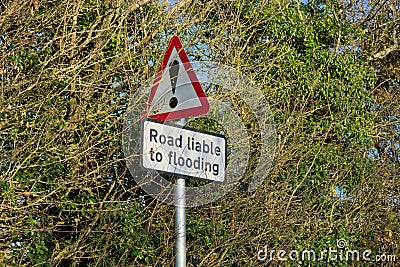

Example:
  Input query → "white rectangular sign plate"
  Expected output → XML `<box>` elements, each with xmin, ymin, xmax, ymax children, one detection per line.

<box><xmin>141</xmin><ymin>119</ymin><xmax>227</xmax><ymax>182</ymax></box>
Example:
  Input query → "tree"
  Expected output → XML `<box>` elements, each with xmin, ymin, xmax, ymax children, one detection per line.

<box><xmin>1</xmin><ymin>0</ymin><xmax>398</xmax><ymax>265</ymax></box>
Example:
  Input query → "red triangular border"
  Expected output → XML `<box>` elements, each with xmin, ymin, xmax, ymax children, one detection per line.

<box><xmin>146</xmin><ymin>36</ymin><xmax>209</xmax><ymax>122</ymax></box>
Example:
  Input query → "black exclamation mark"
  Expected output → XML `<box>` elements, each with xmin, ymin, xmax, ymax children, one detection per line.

<box><xmin>169</xmin><ymin>60</ymin><xmax>179</xmax><ymax>109</ymax></box>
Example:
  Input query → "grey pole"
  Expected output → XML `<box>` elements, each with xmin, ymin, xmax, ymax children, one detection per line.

<box><xmin>175</xmin><ymin>118</ymin><xmax>186</xmax><ymax>267</ymax></box>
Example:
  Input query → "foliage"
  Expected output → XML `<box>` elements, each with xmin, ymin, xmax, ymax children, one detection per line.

<box><xmin>0</xmin><ymin>0</ymin><xmax>398</xmax><ymax>266</ymax></box>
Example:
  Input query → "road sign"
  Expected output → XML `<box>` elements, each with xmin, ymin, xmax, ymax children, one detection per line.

<box><xmin>141</xmin><ymin>119</ymin><xmax>226</xmax><ymax>182</ymax></box>
<box><xmin>146</xmin><ymin>36</ymin><xmax>209</xmax><ymax>122</ymax></box>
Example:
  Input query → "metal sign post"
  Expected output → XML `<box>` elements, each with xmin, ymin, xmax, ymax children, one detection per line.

<box><xmin>175</xmin><ymin>118</ymin><xmax>186</xmax><ymax>267</ymax></box>
<box><xmin>141</xmin><ymin>116</ymin><xmax>227</xmax><ymax>266</ymax></box>
<box><xmin>140</xmin><ymin>36</ymin><xmax>226</xmax><ymax>267</ymax></box>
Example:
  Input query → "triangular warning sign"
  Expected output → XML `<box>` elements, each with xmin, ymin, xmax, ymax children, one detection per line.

<box><xmin>145</xmin><ymin>36</ymin><xmax>209</xmax><ymax>122</ymax></box>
